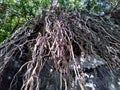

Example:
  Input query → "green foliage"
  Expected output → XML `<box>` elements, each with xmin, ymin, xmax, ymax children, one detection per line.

<box><xmin>0</xmin><ymin>0</ymin><xmax>119</xmax><ymax>42</ymax></box>
<box><xmin>59</xmin><ymin>0</ymin><xmax>118</xmax><ymax>14</ymax></box>
<box><xmin>0</xmin><ymin>0</ymin><xmax>48</xmax><ymax>42</ymax></box>
<box><xmin>0</xmin><ymin>29</ymin><xmax>10</xmax><ymax>42</ymax></box>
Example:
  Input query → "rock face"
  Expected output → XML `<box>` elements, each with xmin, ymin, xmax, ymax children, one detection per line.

<box><xmin>81</xmin><ymin>66</ymin><xmax>120</xmax><ymax>90</ymax></box>
<box><xmin>37</xmin><ymin>55</ymin><xmax>120</xmax><ymax>90</ymax></box>
<box><xmin>73</xmin><ymin>67</ymin><xmax>120</xmax><ymax>90</ymax></box>
<box><xmin>37</xmin><ymin>60</ymin><xmax>120</xmax><ymax>90</ymax></box>
<box><xmin>68</xmin><ymin>55</ymin><xmax>120</xmax><ymax>90</ymax></box>
<box><xmin>80</xmin><ymin>55</ymin><xmax>106</xmax><ymax>69</ymax></box>
<box><xmin>69</xmin><ymin>55</ymin><xmax>106</xmax><ymax>70</ymax></box>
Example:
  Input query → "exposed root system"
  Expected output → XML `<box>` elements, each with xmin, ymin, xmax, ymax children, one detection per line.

<box><xmin>0</xmin><ymin>9</ymin><xmax>120</xmax><ymax>90</ymax></box>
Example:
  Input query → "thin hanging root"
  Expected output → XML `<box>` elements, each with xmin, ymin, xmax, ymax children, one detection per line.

<box><xmin>70</xmin><ymin>42</ymin><xmax>86</xmax><ymax>90</ymax></box>
<box><xmin>21</xmin><ymin>36</ymin><xmax>47</xmax><ymax>90</ymax></box>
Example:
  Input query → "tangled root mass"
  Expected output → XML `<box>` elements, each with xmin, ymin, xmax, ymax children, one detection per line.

<box><xmin>0</xmin><ymin>8</ymin><xmax>120</xmax><ymax>90</ymax></box>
